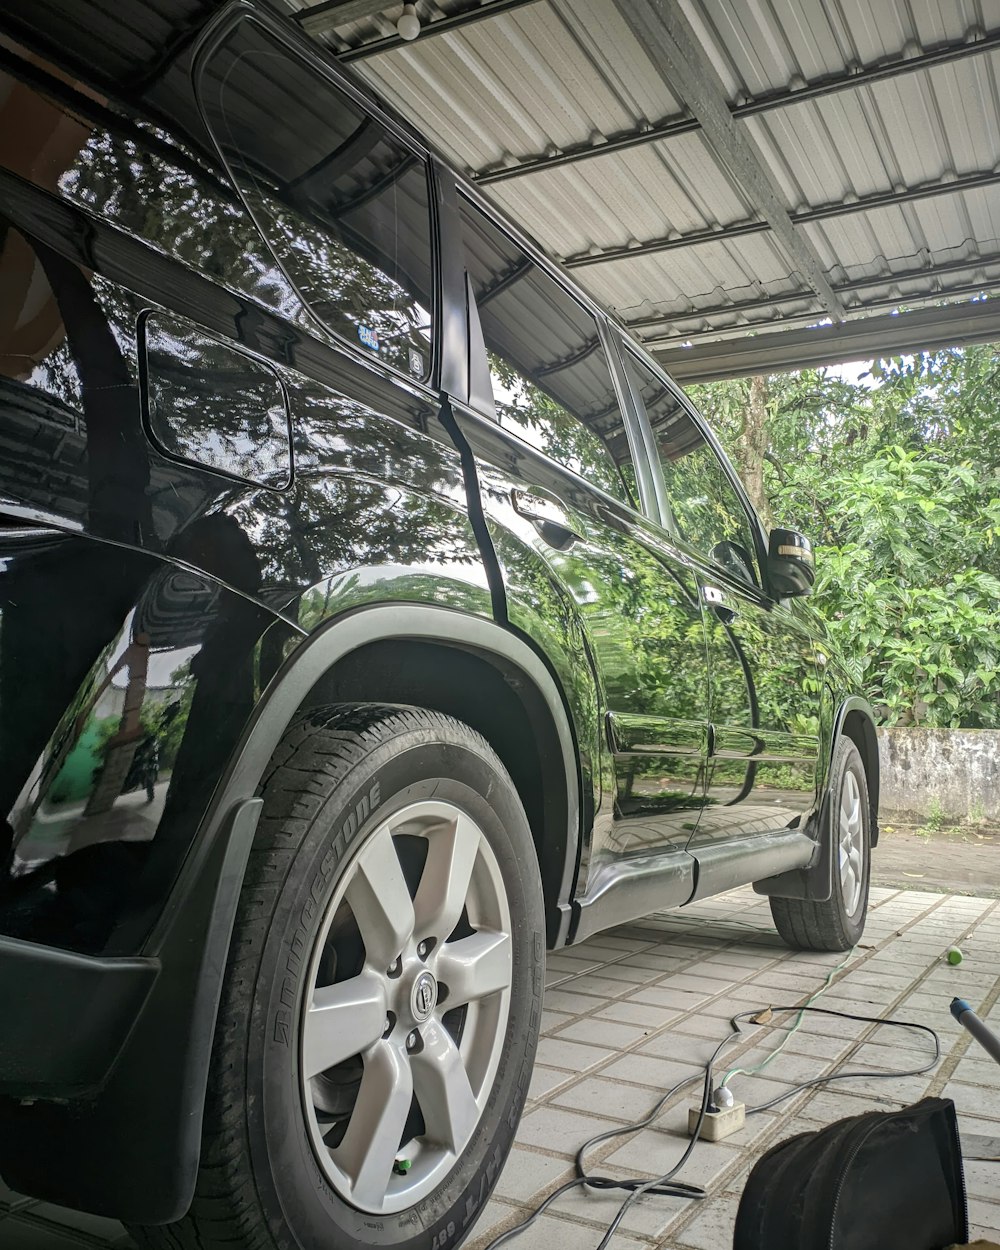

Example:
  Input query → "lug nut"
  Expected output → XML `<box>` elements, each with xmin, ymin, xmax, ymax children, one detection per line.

<box><xmin>417</xmin><ymin>940</ymin><xmax>429</xmax><ymax>958</ymax></box>
<box><xmin>406</xmin><ymin>1031</ymin><xmax>418</xmax><ymax>1051</ymax></box>
<box><xmin>387</xmin><ymin>957</ymin><xmax>401</xmax><ymax>977</ymax></box>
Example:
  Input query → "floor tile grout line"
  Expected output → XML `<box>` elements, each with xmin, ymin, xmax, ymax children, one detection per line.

<box><xmin>515</xmin><ymin>890</ymin><xmax>969</xmax><ymax>1249</ymax></box>
<box><xmin>530</xmin><ymin>888</ymin><xmax>943</xmax><ymax>1120</ymax></box>
<box><xmin>659</xmin><ymin>889</ymin><xmax>978</xmax><ymax>1246</ymax></box>
<box><xmin>502</xmin><ymin>888</ymin><xmax>954</xmax><ymax>1247</ymax></box>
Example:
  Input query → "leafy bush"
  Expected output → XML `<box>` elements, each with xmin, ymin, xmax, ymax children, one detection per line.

<box><xmin>691</xmin><ymin>345</ymin><xmax>1000</xmax><ymax>728</ymax></box>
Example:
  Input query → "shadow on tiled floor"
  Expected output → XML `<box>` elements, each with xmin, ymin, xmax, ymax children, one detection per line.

<box><xmin>5</xmin><ymin>886</ymin><xmax>1000</xmax><ymax>1249</ymax></box>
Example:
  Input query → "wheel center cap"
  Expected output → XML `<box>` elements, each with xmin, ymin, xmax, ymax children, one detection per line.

<box><xmin>410</xmin><ymin>970</ymin><xmax>437</xmax><ymax>1022</ymax></box>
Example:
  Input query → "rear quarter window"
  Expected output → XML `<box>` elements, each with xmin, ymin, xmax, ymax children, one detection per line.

<box><xmin>197</xmin><ymin>17</ymin><xmax>434</xmax><ymax>381</ymax></box>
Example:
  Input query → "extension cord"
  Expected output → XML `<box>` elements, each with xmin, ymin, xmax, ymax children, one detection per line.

<box><xmin>687</xmin><ymin>1100</ymin><xmax>745</xmax><ymax>1141</ymax></box>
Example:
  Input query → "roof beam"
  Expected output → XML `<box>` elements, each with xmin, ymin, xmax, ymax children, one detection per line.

<box><xmin>626</xmin><ymin>251</ymin><xmax>1000</xmax><ymax>332</ymax></box>
<box><xmin>335</xmin><ymin>0</ymin><xmax>542</xmax><ymax>62</ymax></box>
<box><xmin>474</xmin><ymin>27</ymin><xmax>1000</xmax><ymax>185</ymax></box>
<box><xmin>296</xmin><ymin>0</ymin><xmax>394</xmax><ymax>37</ymax></box>
<box><xmin>564</xmin><ymin>167</ymin><xmax>1000</xmax><ymax>269</ymax></box>
<box><xmin>653</xmin><ymin>298</ymin><xmax>1000</xmax><ymax>382</ymax></box>
<box><xmin>608</xmin><ymin>0</ymin><xmax>844</xmax><ymax>321</ymax></box>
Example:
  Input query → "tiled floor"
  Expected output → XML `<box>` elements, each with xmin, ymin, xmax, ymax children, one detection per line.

<box><xmin>5</xmin><ymin>885</ymin><xmax>1000</xmax><ymax>1248</ymax></box>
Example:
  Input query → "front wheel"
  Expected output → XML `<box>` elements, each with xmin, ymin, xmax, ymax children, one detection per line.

<box><xmin>131</xmin><ymin>704</ymin><xmax>544</xmax><ymax>1250</ymax></box>
<box><xmin>770</xmin><ymin>736</ymin><xmax>871</xmax><ymax>952</ymax></box>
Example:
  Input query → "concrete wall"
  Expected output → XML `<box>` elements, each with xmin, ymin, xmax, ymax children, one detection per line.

<box><xmin>878</xmin><ymin>728</ymin><xmax>1000</xmax><ymax>823</ymax></box>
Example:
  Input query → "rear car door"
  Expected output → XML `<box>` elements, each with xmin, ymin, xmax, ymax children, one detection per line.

<box><xmin>453</xmin><ymin>193</ymin><xmax>710</xmax><ymax>904</ymax></box>
<box><xmin>620</xmin><ymin>349</ymin><xmax>823</xmax><ymax>853</ymax></box>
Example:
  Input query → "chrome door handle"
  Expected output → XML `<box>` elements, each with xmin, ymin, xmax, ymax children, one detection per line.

<box><xmin>510</xmin><ymin>489</ymin><xmax>580</xmax><ymax>550</ymax></box>
<box><xmin>701</xmin><ymin>584</ymin><xmax>737</xmax><ymax>622</ymax></box>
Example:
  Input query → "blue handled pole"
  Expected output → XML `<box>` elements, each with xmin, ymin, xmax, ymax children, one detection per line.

<box><xmin>951</xmin><ymin>998</ymin><xmax>1000</xmax><ymax>1067</ymax></box>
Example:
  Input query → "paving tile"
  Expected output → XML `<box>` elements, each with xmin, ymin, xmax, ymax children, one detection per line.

<box><xmin>968</xmin><ymin>1197</ymin><xmax>1000</xmax><ymax>1238</ymax></box>
<box><xmin>464</xmin><ymin>1200</ymin><xmax>525</xmax><ymax>1250</ymax></box>
<box><xmin>639</xmin><ymin>1031</ymin><xmax>738</xmax><ymax>1067</ymax></box>
<box><xmin>540</xmin><ymin>1009</ymin><xmax>573</xmax><ymax>1034</ymax></box>
<box><xmin>517</xmin><ymin>1105</ymin><xmax>625</xmax><ymax>1155</ymax></box>
<box><xmin>595</xmin><ymin>999</ymin><xmax>680</xmax><ymax>1029</ymax></box>
<box><xmin>469</xmin><ymin>1211</ymin><xmax>648</xmax><ymax>1250</ymax></box>
<box><xmin>540</xmin><ymin>988</ymin><xmax>610</xmax><ymax>1015</ymax></box>
<box><xmin>604</xmin><ymin>1126</ymin><xmax>742</xmax><ymax>1188</ymax></box>
<box><xmin>534</xmin><ymin>1036</ymin><xmax>614</xmax><ymax>1073</ymax></box>
<box><xmin>493</xmin><ymin>1147</ymin><xmax>571</xmax><ymax>1203</ymax></box>
<box><xmin>601</xmin><ymin>1051</ymin><xmax>706</xmax><ymax>1092</ymax></box>
<box><xmin>554</xmin><ymin>1017</ymin><xmax>651</xmax><ymax>1050</ymax></box>
<box><xmin>627</xmin><ymin>985</ymin><xmax>713</xmax><ymax>1011</ymax></box>
<box><xmin>672</xmin><ymin>1191</ymin><xmax>742</xmax><ymax>1248</ymax></box>
<box><xmin>545</xmin><ymin>1168</ymin><xmax>691</xmax><ymax>1239</ymax></box>
<box><xmin>527</xmin><ymin>1065</ymin><xmax>572</xmax><ymax>1102</ymax></box>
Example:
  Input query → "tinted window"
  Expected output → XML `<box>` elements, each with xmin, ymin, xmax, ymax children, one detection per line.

<box><xmin>460</xmin><ymin>199</ymin><xmax>637</xmax><ymax>508</ymax></box>
<box><xmin>626</xmin><ymin>352</ymin><xmax>760</xmax><ymax>585</ymax></box>
<box><xmin>199</xmin><ymin>18</ymin><xmax>433</xmax><ymax>379</ymax></box>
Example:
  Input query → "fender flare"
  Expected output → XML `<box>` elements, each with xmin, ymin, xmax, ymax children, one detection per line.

<box><xmin>755</xmin><ymin>694</ymin><xmax>879</xmax><ymax>903</ymax></box>
<box><xmin>0</xmin><ymin>604</ymin><xmax>581</xmax><ymax>1224</ymax></box>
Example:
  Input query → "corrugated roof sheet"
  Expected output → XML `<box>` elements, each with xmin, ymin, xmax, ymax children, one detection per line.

<box><xmin>280</xmin><ymin>0</ymin><xmax>1000</xmax><ymax>369</ymax></box>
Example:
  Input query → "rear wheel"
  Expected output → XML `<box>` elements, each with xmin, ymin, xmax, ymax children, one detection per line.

<box><xmin>130</xmin><ymin>704</ymin><xmax>543</xmax><ymax>1250</ymax></box>
<box><xmin>770</xmin><ymin>737</ymin><xmax>871</xmax><ymax>952</ymax></box>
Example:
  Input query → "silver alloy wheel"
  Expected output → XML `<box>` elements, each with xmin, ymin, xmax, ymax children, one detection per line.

<box><xmin>838</xmin><ymin>769</ymin><xmax>865</xmax><ymax>918</ymax></box>
<box><xmin>299</xmin><ymin>800</ymin><xmax>513</xmax><ymax>1215</ymax></box>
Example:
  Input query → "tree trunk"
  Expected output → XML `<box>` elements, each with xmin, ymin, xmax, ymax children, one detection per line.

<box><xmin>736</xmin><ymin>373</ymin><xmax>773</xmax><ymax>529</ymax></box>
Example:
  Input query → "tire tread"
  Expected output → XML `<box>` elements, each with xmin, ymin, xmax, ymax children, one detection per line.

<box><xmin>129</xmin><ymin>704</ymin><xmax>508</xmax><ymax>1250</ymax></box>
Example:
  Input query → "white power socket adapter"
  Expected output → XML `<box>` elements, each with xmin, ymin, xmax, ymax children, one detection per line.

<box><xmin>687</xmin><ymin>1100</ymin><xmax>745</xmax><ymax>1142</ymax></box>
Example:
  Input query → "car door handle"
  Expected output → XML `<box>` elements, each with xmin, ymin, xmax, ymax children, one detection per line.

<box><xmin>701</xmin><ymin>584</ymin><xmax>737</xmax><ymax>623</ymax></box>
<box><xmin>510</xmin><ymin>489</ymin><xmax>580</xmax><ymax>550</ymax></box>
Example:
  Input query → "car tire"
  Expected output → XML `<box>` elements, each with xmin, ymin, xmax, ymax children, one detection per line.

<box><xmin>769</xmin><ymin>737</ymin><xmax>871</xmax><ymax>952</ymax></box>
<box><xmin>130</xmin><ymin>703</ymin><xmax>543</xmax><ymax>1250</ymax></box>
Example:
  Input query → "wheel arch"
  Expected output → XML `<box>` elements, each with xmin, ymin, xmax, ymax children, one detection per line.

<box><xmin>754</xmin><ymin>693</ymin><xmax>879</xmax><ymax>903</ymax></box>
<box><xmin>0</xmin><ymin>603</ymin><xmax>580</xmax><ymax>1225</ymax></box>
<box><xmin>834</xmin><ymin>696</ymin><xmax>880</xmax><ymax>846</ymax></box>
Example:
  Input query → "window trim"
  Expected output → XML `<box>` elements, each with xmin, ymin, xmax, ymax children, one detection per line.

<box><xmin>620</xmin><ymin>341</ymin><xmax>770</xmax><ymax>590</ymax></box>
<box><xmin>191</xmin><ymin>4</ymin><xmax>439</xmax><ymax>392</ymax></box>
<box><xmin>457</xmin><ymin>191</ymin><xmax>643</xmax><ymax>513</ymax></box>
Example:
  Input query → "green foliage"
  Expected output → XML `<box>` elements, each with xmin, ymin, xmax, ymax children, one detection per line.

<box><xmin>693</xmin><ymin>347</ymin><xmax>1000</xmax><ymax>728</ymax></box>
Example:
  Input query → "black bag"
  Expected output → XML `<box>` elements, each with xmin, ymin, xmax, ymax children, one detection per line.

<box><xmin>734</xmin><ymin>1097</ymin><xmax>968</xmax><ymax>1249</ymax></box>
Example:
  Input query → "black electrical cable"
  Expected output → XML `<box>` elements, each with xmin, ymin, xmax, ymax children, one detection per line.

<box><xmin>481</xmin><ymin>1027</ymin><xmax>744</xmax><ymax>1250</ymax></box>
<box><xmin>482</xmin><ymin>1001</ymin><xmax>942</xmax><ymax>1250</ymax></box>
<box><xmin>726</xmin><ymin>1003</ymin><xmax>942</xmax><ymax>1114</ymax></box>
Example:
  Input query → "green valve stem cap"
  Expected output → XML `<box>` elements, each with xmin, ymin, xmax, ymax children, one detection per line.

<box><xmin>947</xmin><ymin>947</ymin><xmax>963</xmax><ymax>965</ymax></box>
<box><xmin>393</xmin><ymin>1158</ymin><xmax>412</xmax><ymax>1174</ymax></box>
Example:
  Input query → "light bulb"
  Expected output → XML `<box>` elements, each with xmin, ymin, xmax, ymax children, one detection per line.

<box><xmin>396</xmin><ymin>3</ymin><xmax>420</xmax><ymax>39</ymax></box>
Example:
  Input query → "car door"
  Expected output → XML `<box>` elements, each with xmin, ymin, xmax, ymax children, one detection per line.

<box><xmin>620</xmin><ymin>348</ymin><xmax>824</xmax><ymax>858</ymax></box>
<box><xmin>452</xmin><ymin>192</ymin><xmax>710</xmax><ymax>906</ymax></box>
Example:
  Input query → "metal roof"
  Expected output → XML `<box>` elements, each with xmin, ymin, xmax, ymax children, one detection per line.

<box><xmin>278</xmin><ymin>0</ymin><xmax>1000</xmax><ymax>377</ymax></box>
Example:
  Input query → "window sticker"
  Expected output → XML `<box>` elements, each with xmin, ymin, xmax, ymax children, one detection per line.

<box><xmin>358</xmin><ymin>324</ymin><xmax>380</xmax><ymax>351</ymax></box>
<box><xmin>408</xmin><ymin>347</ymin><xmax>424</xmax><ymax>377</ymax></box>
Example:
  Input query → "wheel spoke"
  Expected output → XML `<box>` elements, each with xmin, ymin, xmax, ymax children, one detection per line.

<box><xmin>411</xmin><ymin>1020</ymin><xmax>479</xmax><ymax>1154</ymax></box>
<box><xmin>346</xmin><ymin>826</ymin><xmax>416</xmax><ymax>969</ymax></box>
<box><xmin>413</xmin><ymin>813</ymin><xmax>480</xmax><ymax>944</ymax></box>
<box><xmin>435</xmin><ymin>930</ymin><xmax>511</xmax><ymax>1007</ymax></box>
<box><xmin>303</xmin><ymin>971</ymin><xmax>387</xmax><ymax>1080</ymax></box>
<box><xmin>841</xmin><ymin>774</ymin><xmax>861</xmax><ymax>833</ymax></box>
<box><xmin>333</xmin><ymin>1040</ymin><xmax>413</xmax><ymax>1209</ymax></box>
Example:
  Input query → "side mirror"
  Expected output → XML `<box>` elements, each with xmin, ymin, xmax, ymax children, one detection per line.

<box><xmin>768</xmin><ymin>528</ymin><xmax>815</xmax><ymax>597</ymax></box>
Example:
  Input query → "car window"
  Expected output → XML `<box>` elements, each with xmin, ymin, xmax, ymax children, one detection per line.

<box><xmin>199</xmin><ymin>17</ymin><xmax>434</xmax><ymax>380</ymax></box>
<box><xmin>625</xmin><ymin>351</ymin><xmax>761</xmax><ymax>587</ymax></box>
<box><xmin>459</xmin><ymin>198</ymin><xmax>637</xmax><ymax>509</ymax></box>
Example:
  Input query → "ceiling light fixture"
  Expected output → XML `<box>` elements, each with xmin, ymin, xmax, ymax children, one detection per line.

<box><xmin>396</xmin><ymin>3</ymin><xmax>420</xmax><ymax>40</ymax></box>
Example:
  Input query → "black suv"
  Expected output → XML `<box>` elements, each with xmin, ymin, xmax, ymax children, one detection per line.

<box><xmin>0</xmin><ymin>3</ymin><xmax>879</xmax><ymax>1247</ymax></box>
